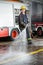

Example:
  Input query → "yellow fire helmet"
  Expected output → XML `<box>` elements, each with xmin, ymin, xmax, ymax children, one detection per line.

<box><xmin>21</xmin><ymin>5</ymin><xmax>26</xmax><ymax>10</ymax></box>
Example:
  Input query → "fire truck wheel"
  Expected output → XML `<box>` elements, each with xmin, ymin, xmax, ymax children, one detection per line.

<box><xmin>37</xmin><ymin>28</ymin><xmax>42</xmax><ymax>36</ymax></box>
<box><xmin>11</xmin><ymin>28</ymin><xmax>19</xmax><ymax>40</ymax></box>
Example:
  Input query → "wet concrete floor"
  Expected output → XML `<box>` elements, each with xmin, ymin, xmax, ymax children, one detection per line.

<box><xmin>0</xmin><ymin>30</ymin><xmax>43</xmax><ymax>65</ymax></box>
<box><xmin>0</xmin><ymin>39</ymin><xmax>43</xmax><ymax>65</ymax></box>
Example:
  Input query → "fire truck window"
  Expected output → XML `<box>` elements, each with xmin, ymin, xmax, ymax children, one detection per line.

<box><xmin>26</xmin><ymin>10</ymin><xmax>30</xmax><ymax>14</ymax></box>
<box><xmin>32</xmin><ymin>2</ymin><xmax>42</xmax><ymax>22</ymax></box>
<box><xmin>42</xmin><ymin>5</ymin><xmax>43</xmax><ymax>22</ymax></box>
<box><xmin>15</xmin><ymin>9</ymin><xmax>19</xmax><ymax>14</ymax></box>
<box><xmin>15</xmin><ymin>16</ymin><xmax>19</xmax><ymax>25</ymax></box>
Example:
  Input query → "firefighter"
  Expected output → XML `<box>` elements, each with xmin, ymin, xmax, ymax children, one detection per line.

<box><xmin>18</xmin><ymin>5</ymin><xmax>32</xmax><ymax>44</ymax></box>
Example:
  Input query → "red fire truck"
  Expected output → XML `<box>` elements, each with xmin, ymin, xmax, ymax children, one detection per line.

<box><xmin>31</xmin><ymin>1</ymin><xmax>43</xmax><ymax>36</ymax></box>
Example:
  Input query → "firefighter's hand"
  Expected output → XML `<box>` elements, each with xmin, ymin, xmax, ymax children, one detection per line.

<box><xmin>21</xmin><ymin>22</ymin><xmax>26</xmax><ymax>26</ymax></box>
<box><xmin>23</xmin><ymin>23</ymin><xmax>26</xmax><ymax>26</ymax></box>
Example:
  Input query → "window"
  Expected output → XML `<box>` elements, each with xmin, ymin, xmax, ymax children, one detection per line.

<box><xmin>26</xmin><ymin>10</ymin><xmax>30</xmax><ymax>14</ymax></box>
<box><xmin>15</xmin><ymin>9</ymin><xmax>20</xmax><ymax>14</ymax></box>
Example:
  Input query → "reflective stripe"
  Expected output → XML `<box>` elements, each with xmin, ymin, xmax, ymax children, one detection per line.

<box><xmin>27</xmin><ymin>38</ymin><xmax>32</xmax><ymax>40</ymax></box>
